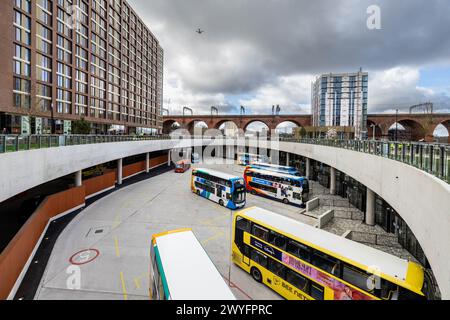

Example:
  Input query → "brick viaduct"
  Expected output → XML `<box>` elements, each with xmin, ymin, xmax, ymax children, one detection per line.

<box><xmin>162</xmin><ymin>113</ymin><xmax>450</xmax><ymax>142</ymax></box>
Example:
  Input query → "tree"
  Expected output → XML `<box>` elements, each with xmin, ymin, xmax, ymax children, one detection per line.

<box><xmin>299</xmin><ymin>127</ymin><xmax>307</xmax><ymax>138</ymax></box>
<box><xmin>72</xmin><ymin>117</ymin><xmax>91</xmax><ymax>134</ymax></box>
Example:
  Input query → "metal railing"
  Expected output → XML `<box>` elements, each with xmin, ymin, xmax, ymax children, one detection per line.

<box><xmin>1</xmin><ymin>134</ymin><xmax>449</xmax><ymax>184</ymax></box>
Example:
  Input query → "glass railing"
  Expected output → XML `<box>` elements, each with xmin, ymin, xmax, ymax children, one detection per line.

<box><xmin>281</xmin><ymin>138</ymin><xmax>450</xmax><ymax>184</ymax></box>
<box><xmin>1</xmin><ymin>134</ymin><xmax>449</xmax><ymax>184</ymax></box>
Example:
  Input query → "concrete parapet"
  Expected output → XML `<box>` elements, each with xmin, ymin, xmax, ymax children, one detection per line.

<box><xmin>306</xmin><ymin>197</ymin><xmax>320</xmax><ymax>212</ymax></box>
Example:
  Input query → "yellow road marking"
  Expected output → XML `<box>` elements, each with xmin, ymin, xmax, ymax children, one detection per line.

<box><xmin>134</xmin><ymin>277</ymin><xmax>141</xmax><ymax>289</ymax></box>
<box><xmin>201</xmin><ymin>231</ymin><xmax>225</xmax><ymax>245</ymax></box>
<box><xmin>200</xmin><ymin>214</ymin><xmax>228</xmax><ymax>226</ymax></box>
<box><xmin>120</xmin><ymin>272</ymin><xmax>128</xmax><ymax>300</ymax></box>
<box><xmin>112</xmin><ymin>212</ymin><xmax>121</xmax><ymax>229</ymax></box>
<box><xmin>133</xmin><ymin>271</ymin><xmax>149</xmax><ymax>290</ymax></box>
<box><xmin>114</xmin><ymin>236</ymin><xmax>120</xmax><ymax>258</ymax></box>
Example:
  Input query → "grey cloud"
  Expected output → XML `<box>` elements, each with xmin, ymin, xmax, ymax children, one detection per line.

<box><xmin>129</xmin><ymin>0</ymin><xmax>450</xmax><ymax>111</ymax></box>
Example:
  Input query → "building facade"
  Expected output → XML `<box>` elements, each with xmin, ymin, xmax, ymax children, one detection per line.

<box><xmin>0</xmin><ymin>0</ymin><xmax>163</xmax><ymax>135</ymax></box>
<box><xmin>311</xmin><ymin>70</ymin><xmax>368</xmax><ymax>139</ymax></box>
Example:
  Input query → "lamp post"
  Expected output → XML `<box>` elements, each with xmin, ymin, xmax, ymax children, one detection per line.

<box><xmin>50</xmin><ymin>102</ymin><xmax>55</xmax><ymax>134</ymax></box>
<box><xmin>370</xmin><ymin>124</ymin><xmax>376</xmax><ymax>141</ymax></box>
<box><xmin>395</xmin><ymin>109</ymin><xmax>399</xmax><ymax>141</ymax></box>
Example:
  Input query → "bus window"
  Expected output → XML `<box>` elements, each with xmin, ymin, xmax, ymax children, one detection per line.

<box><xmin>268</xmin><ymin>258</ymin><xmax>286</xmax><ymax>279</ymax></box>
<box><xmin>310</xmin><ymin>283</ymin><xmax>325</xmax><ymax>300</ymax></box>
<box><xmin>311</xmin><ymin>251</ymin><xmax>340</xmax><ymax>276</ymax></box>
<box><xmin>252</xmin><ymin>224</ymin><xmax>269</xmax><ymax>241</ymax></box>
<box><xmin>268</xmin><ymin>230</ymin><xmax>287</xmax><ymax>251</ymax></box>
<box><xmin>286</xmin><ymin>269</ymin><xmax>309</xmax><ymax>292</ymax></box>
<box><xmin>236</xmin><ymin>216</ymin><xmax>251</xmax><ymax>232</ymax></box>
<box><xmin>302</xmin><ymin>179</ymin><xmax>310</xmax><ymax>193</ymax></box>
<box><xmin>342</xmin><ymin>264</ymin><xmax>372</xmax><ymax>292</ymax></box>
<box><xmin>251</xmin><ymin>249</ymin><xmax>268</xmax><ymax>269</ymax></box>
<box><xmin>286</xmin><ymin>240</ymin><xmax>311</xmax><ymax>262</ymax></box>
<box><xmin>380</xmin><ymin>279</ymin><xmax>399</xmax><ymax>300</ymax></box>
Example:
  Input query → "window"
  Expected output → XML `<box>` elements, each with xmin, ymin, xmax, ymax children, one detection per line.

<box><xmin>15</xmin><ymin>10</ymin><xmax>31</xmax><ymax>29</ymax></box>
<box><xmin>13</xmin><ymin>93</ymin><xmax>31</xmax><ymax>109</ymax></box>
<box><xmin>37</xmin><ymin>68</ymin><xmax>52</xmax><ymax>82</ymax></box>
<box><xmin>236</xmin><ymin>216</ymin><xmax>251</xmax><ymax>232</ymax></box>
<box><xmin>252</xmin><ymin>224</ymin><xmax>269</xmax><ymax>242</ymax></box>
<box><xmin>286</xmin><ymin>269</ymin><xmax>309</xmax><ymax>292</ymax></box>
<box><xmin>286</xmin><ymin>240</ymin><xmax>311</xmax><ymax>262</ymax></box>
<box><xmin>13</xmin><ymin>60</ymin><xmax>30</xmax><ymax>77</ymax></box>
<box><xmin>37</xmin><ymin>53</ymin><xmax>52</xmax><ymax>69</ymax></box>
<box><xmin>267</xmin><ymin>258</ymin><xmax>286</xmax><ymax>279</ymax></box>
<box><xmin>268</xmin><ymin>230</ymin><xmax>286</xmax><ymax>251</ymax></box>
<box><xmin>342</xmin><ymin>264</ymin><xmax>372</xmax><ymax>292</ymax></box>
<box><xmin>15</xmin><ymin>26</ymin><xmax>31</xmax><ymax>45</ymax></box>
<box><xmin>311</xmin><ymin>251</ymin><xmax>340</xmax><ymax>276</ymax></box>
<box><xmin>251</xmin><ymin>250</ymin><xmax>268</xmax><ymax>268</ymax></box>
<box><xmin>310</xmin><ymin>283</ymin><xmax>324</xmax><ymax>300</ymax></box>
<box><xmin>13</xmin><ymin>77</ymin><xmax>30</xmax><ymax>93</ymax></box>
<box><xmin>15</xmin><ymin>0</ymin><xmax>31</xmax><ymax>13</ymax></box>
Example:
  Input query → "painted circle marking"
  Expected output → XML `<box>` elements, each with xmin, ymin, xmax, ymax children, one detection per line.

<box><xmin>69</xmin><ymin>248</ymin><xmax>100</xmax><ymax>265</ymax></box>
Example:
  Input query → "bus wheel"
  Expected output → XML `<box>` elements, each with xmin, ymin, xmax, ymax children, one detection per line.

<box><xmin>196</xmin><ymin>190</ymin><xmax>200</xmax><ymax>195</ymax></box>
<box><xmin>250</xmin><ymin>190</ymin><xmax>256</xmax><ymax>195</ymax></box>
<box><xmin>283</xmin><ymin>198</ymin><xmax>289</xmax><ymax>204</ymax></box>
<box><xmin>219</xmin><ymin>199</ymin><xmax>224</xmax><ymax>207</ymax></box>
<box><xmin>251</xmin><ymin>267</ymin><xmax>262</xmax><ymax>283</ymax></box>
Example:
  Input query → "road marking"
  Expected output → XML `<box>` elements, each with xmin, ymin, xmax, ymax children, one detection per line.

<box><xmin>133</xmin><ymin>271</ymin><xmax>149</xmax><ymax>289</ymax></box>
<box><xmin>201</xmin><ymin>231</ymin><xmax>224</xmax><ymax>245</ymax></box>
<box><xmin>114</xmin><ymin>236</ymin><xmax>120</xmax><ymax>258</ymax></box>
<box><xmin>120</xmin><ymin>272</ymin><xmax>128</xmax><ymax>300</ymax></box>
<box><xmin>112</xmin><ymin>212</ymin><xmax>121</xmax><ymax>229</ymax></box>
<box><xmin>222</xmin><ymin>276</ymin><xmax>253</xmax><ymax>300</ymax></box>
<box><xmin>134</xmin><ymin>277</ymin><xmax>141</xmax><ymax>289</ymax></box>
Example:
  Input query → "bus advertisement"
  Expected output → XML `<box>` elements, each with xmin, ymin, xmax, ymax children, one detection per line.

<box><xmin>244</xmin><ymin>167</ymin><xmax>309</xmax><ymax>206</ymax></box>
<box><xmin>231</xmin><ymin>207</ymin><xmax>429</xmax><ymax>300</ymax></box>
<box><xmin>191</xmin><ymin>168</ymin><xmax>246</xmax><ymax>209</ymax></box>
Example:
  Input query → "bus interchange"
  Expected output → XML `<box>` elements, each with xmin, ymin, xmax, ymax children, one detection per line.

<box><xmin>34</xmin><ymin>157</ymin><xmax>431</xmax><ymax>301</ymax></box>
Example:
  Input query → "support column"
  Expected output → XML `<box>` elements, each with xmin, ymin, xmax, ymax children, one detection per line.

<box><xmin>117</xmin><ymin>158</ymin><xmax>123</xmax><ymax>185</ymax></box>
<box><xmin>168</xmin><ymin>150</ymin><xmax>171</xmax><ymax>166</ymax></box>
<box><xmin>366</xmin><ymin>188</ymin><xmax>376</xmax><ymax>226</ymax></box>
<box><xmin>330</xmin><ymin>167</ymin><xmax>336</xmax><ymax>195</ymax></box>
<box><xmin>286</xmin><ymin>152</ymin><xmax>290</xmax><ymax>167</ymax></box>
<box><xmin>306</xmin><ymin>158</ymin><xmax>311</xmax><ymax>179</ymax></box>
<box><xmin>74</xmin><ymin>170</ymin><xmax>82</xmax><ymax>187</ymax></box>
<box><xmin>145</xmin><ymin>152</ymin><xmax>150</xmax><ymax>173</ymax></box>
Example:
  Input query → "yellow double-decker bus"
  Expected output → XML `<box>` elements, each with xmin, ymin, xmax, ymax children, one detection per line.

<box><xmin>232</xmin><ymin>207</ymin><xmax>430</xmax><ymax>300</ymax></box>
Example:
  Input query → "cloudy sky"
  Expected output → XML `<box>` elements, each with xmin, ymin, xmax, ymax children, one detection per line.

<box><xmin>129</xmin><ymin>0</ymin><xmax>450</xmax><ymax>117</ymax></box>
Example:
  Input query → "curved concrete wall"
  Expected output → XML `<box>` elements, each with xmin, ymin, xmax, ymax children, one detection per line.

<box><xmin>275</xmin><ymin>141</ymin><xmax>450</xmax><ymax>299</ymax></box>
<box><xmin>0</xmin><ymin>138</ymin><xmax>449</xmax><ymax>298</ymax></box>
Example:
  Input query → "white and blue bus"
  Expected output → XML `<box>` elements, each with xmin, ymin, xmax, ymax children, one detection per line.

<box><xmin>244</xmin><ymin>167</ymin><xmax>309</xmax><ymax>206</ymax></box>
<box><xmin>249</xmin><ymin>162</ymin><xmax>300</xmax><ymax>176</ymax></box>
<box><xmin>150</xmin><ymin>229</ymin><xmax>236</xmax><ymax>300</ymax></box>
<box><xmin>237</xmin><ymin>153</ymin><xmax>269</xmax><ymax>166</ymax></box>
<box><xmin>191</xmin><ymin>168</ymin><xmax>246</xmax><ymax>209</ymax></box>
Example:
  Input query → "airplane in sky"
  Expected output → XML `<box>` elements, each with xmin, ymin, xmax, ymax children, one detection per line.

<box><xmin>196</xmin><ymin>28</ymin><xmax>204</xmax><ymax>34</ymax></box>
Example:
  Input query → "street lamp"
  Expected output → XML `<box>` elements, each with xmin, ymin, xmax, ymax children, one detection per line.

<box><xmin>395</xmin><ymin>109</ymin><xmax>399</xmax><ymax>141</ymax></box>
<box><xmin>370</xmin><ymin>124</ymin><xmax>377</xmax><ymax>141</ymax></box>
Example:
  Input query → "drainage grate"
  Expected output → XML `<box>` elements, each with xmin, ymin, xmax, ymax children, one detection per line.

<box><xmin>86</xmin><ymin>226</ymin><xmax>110</xmax><ymax>237</ymax></box>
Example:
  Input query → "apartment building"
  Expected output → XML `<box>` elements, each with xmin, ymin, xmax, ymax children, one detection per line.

<box><xmin>0</xmin><ymin>0</ymin><xmax>163</xmax><ymax>134</ymax></box>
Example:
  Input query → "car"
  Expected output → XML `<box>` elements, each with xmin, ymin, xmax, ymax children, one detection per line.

<box><xmin>175</xmin><ymin>160</ymin><xmax>191</xmax><ymax>173</ymax></box>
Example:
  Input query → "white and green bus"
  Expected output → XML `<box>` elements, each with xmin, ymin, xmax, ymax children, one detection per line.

<box><xmin>150</xmin><ymin>228</ymin><xmax>236</xmax><ymax>300</ymax></box>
